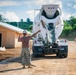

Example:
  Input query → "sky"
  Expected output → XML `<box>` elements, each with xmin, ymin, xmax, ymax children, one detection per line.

<box><xmin>0</xmin><ymin>0</ymin><xmax>76</xmax><ymax>22</ymax></box>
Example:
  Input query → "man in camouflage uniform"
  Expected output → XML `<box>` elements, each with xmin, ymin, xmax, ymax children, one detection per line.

<box><xmin>18</xmin><ymin>30</ymin><xmax>40</xmax><ymax>68</ymax></box>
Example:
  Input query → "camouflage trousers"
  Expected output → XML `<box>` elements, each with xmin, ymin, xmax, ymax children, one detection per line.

<box><xmin>21</xmin><ymin>48</ymin><xmax>31</xmax><ymax>66</ymax></box>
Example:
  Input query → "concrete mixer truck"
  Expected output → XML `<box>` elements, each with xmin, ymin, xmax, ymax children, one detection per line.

<box><xmin>32</xmin><ymin>4</ymin><xmax>68</xmax><ymax>58</ymax></box>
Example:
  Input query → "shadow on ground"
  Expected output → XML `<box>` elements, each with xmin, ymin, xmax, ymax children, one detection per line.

<box><xmin>0</xmin><ymin>53</ymin><xmax>64</xmax><ymax>65</ymax></box>
<box><xmin>0</xmin><ymin>67</ymin><xmax>24</xmax><ymax>73</ymax></box>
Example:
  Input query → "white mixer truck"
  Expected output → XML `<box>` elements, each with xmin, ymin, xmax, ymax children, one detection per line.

<box><xmin>32</xmin><ymin>4</ymin><xmax>68</xmax><ymax>58</ymax></box>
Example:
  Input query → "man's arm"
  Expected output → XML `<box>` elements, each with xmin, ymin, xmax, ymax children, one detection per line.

<box><xmin>18</xmin><ymin>35</ymin><xmax>22</xmax><ymax>42</ymax></box>
<box><xmin>32</xmin><ymin>30</ymin><xmax>41</xmax><ymax>37</ymax></box>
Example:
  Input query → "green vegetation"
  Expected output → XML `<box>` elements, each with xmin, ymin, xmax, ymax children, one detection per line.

<box><xmin>6</xmin><ymin>21</ymin><xmax>33</xmax><ymax>31</ymax></box>
<box><xmin>60</xmin><ymin>16</ymin><xmax>76</xmax><ymax>40</ymax></box>
<box><xmin>6</xmin><ymin>18</ymin><xmax>33</xmax><ymax>31</ymax></box>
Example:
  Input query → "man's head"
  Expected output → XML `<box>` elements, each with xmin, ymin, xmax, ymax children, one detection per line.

<box><xmin>23</xmin><ymin>30</ymin><xmax>27</xmax><ymax>36</ymax></box>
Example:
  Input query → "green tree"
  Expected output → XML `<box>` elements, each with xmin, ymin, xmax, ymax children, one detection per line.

<box><xmin>0</xmin><ymin>14</ymin><xmax>4</xmax><ymax>22</ymax></box>
<box><xmin>63</xmin><ymin>20</ymin><xmax>70</xmax><ymax>28</ymax></box>
<box><xmin>0</xmin><ymin>14</ymin><xmax>8</xmax><ymax>22</ymax></box>
<box><xmin>21</xmin><ymin>19</ymin><xmax>23</xmax><ymax>22</ymax></box>
<box><xmin>69</xmin><ymin>16</ymin><xmax>76</xmax><ymax>27</ymax></box>
<box><xmin>26</xmin><ymin>18</ymin><xmax>31</xmax><ymax>23</ymax></box>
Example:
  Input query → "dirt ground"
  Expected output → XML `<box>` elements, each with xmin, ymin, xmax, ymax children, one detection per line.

<box><xmin>0</xmin><ymin>48</ymin><xmax>21</xmax><ymax>61</ymax></box>
<box><xmin>0</xmin><ymin>41</ymin><xmax>76</xmax><ymax>75</ymax></box>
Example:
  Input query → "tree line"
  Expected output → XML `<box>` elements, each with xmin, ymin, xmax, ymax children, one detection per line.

<box><xmin>61</xmin><ymin>16</ymin><xmax>76</xmax><ymax>37</ymax></box>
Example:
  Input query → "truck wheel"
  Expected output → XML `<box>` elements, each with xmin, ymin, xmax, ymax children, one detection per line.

<box><xmin>33</xmin><ymin>54</ymin><xmax>38</xmax><ymax>57</ymax></box>
<box><xmin>58</xmin><ymin>54</ymin><xmax>62</xmax><ymax>58</ymax></box>
<box><xmin>56</xmin><ymin>53</ymin><xmax>59</xmax><ymax>57</ymax></box>
<box><xmin>63</xmin><ymin>54</ymin><xmax>68</xmax><ymax>58</ymax></box>
<box><xmin>57</xmin><ymin>53</ymin><xmax>62</xmax><ymax>58</ymax></box>
<box><xmin>56</xmin><ymin>52</ymin><xmax>62</xmax><ymax>58</ymax></box>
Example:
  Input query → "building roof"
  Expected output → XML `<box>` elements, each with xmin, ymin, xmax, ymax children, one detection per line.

<box><xmin>0</xmin><ymin>22</ymin><xmax>32</xmax><ymax>34</ymax></box>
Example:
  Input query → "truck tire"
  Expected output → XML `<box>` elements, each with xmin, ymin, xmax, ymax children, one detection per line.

<box><xmin>57</xmin><ymin>53</ymin><xmax>68</xmax><ymax>58</ymax></box>
<box><xmin>58</xmin><ymin>54</ymin><xmax>62</xmax><ymax>58</ymax></box>
<box><xmin>33</xmin><ymin>54</ymin><xmax>39</xmax><ymax>57</ymax></box>
<box><xmin>56</xmin><ymin>53</ymin><xmax>62</xmax><ymax>58</ymax></box>
<box><xmin>32</xmin><ymin>46</ymin><xmax>43</xmax><ymax>57</ymax></box>
<box><xmin>56</xmin><ymin>53</ymin><xmax>59</xmax><ymax>57</ymax></box>
<box><xmin>58</xmin><ymin>46</ymin><xmax>68</xmax><ymax>58</ymax></box>
<box><xmin>63</xmin><ymin>54</ymin><xmax>68</xmax><ymax>58</ymax></box>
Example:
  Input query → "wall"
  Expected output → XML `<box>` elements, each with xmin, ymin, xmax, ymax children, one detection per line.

<box><xmin>0</xmin><ymin>25</ymin><xmax>19</xmax><ymax>48</ymax></box>
<box><xmin>6</xmin><ymin>30</ymin><xmax>15</xmax><ymax>48</ymax></box>
<box><xmin>0</xmin><ymin>26</ymin><xmax>7</xmax><ymax>47</ymax></box>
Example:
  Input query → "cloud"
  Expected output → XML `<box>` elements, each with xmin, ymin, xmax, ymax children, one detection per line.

<box><xmin>62</xmin><ymin>12</ymin><xmax>71</xmax><ymax>20</ymax></box>
<box><xmin>67</xmin><ymin>3</ymin><xmax>72</xmax><ymax>7</ymax></box>
<box><xmin>24</xmin><ymin>0</ymin><xmax>45</xmax><ymax>5</ymax></box>
<box><xmin>0</xmin><ymin>0</ymin><xmax>62</xmax><ymax>21</ymax></box>
<box><xmin>0</xmin><ymin>1</ymin><xmax>20</xmax><ymax>6</ymax></box>
<box><xmin>32</xmin><ymin>0</ymin><xmax>61</xmax><ymax>5</ymax></box>
<box><xmin>24</xmin><ymin>0</ymin><xmax>62</xmax><ymax>8</ymax></box>
<box><xmin>0</xmin><ymin>11</ymin><xmax>20</xmax><ymax>22</ymax></box>
<box><xmin>72</xmin><ymin>13</ymin><xmax>76</xmax><ymax>18</ymax></box>
<box><xmin>26</xmin><ymin>10</ymin><xmax>34</xmax><ymax>21</ymax></box>
<box><xmin>73</xmin><ymin>4</ymin><xmax>76</xmax><ymax>9</ymax></box>
<box><xmin>75</xmin><ymin>0</ymin><xmax>76</xmax><ymax>2</ymax></box>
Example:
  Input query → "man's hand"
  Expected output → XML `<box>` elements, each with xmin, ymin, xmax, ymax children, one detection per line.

<box><xmin>32</xmin><ymin>30</ymin><xmax>41</xmax><ymax>37</ymax></box>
